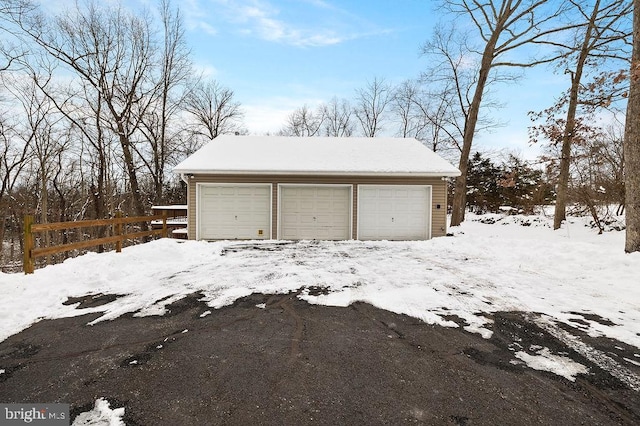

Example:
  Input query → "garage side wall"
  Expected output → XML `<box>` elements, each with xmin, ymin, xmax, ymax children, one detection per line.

<box><xmin>186</xmin><ymin>174</ymin><xmax>449</xmax><ymax>240</ymax></box>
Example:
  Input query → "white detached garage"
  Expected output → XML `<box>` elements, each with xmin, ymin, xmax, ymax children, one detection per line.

<box><xmin>174</xmin><ymin>136</ymin><xmax>460</xmax><ymax>241</ymax></box>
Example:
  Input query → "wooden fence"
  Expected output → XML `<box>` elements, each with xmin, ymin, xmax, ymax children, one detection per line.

<box><xmin>23</xmin><ymin>212</ymin><xmax>168</xmax><ymax>274</ymax></box>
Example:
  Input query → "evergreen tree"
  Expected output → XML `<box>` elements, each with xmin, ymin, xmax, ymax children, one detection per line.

<box><xmin>466</xmin><ymin>152</ymin><xmax>502</xmax><ymax>214</ymax></box>
<box><xmin>500</xmin><ymin>155</ymin><xmax>553</xmax><ymax>214</ymax></box>
<box><xmin>466</xmin><ymin>152</ymin><xmax>553</xmax><ymax>215</ymax></box>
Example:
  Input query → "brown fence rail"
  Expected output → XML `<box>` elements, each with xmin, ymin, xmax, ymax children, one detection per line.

<box><xmin>23</xmin><ymin>212</ymin><xmax>168</xmax><ymax>274</ymax></box>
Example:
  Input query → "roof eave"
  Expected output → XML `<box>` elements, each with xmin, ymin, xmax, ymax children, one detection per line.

<box><xmin>173</xmin><ymin>169</ymin><xmax>461</xmax><ymax>178</ymax></box>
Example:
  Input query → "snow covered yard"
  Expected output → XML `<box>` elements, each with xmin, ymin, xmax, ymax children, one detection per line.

<box><xmin>1</xmin><ymin>212</ymin><xmax>639</xmax><ymax>389</ymax></box>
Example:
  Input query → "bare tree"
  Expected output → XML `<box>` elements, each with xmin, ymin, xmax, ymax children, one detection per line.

<box><xmin>421</xmin><ymin>87</ymin><xmax>465</xmax><ymax>154</ymax></box>
<box><xmin>3</xmin><ymin>0</ymin><xmax>159</xmax><ymax>216</ymax></box>
<box><xmin>138</xmin><ymin>0</ymin><xmax>193</xmax><ymax>204</ymax></box>
<box><xmin>421</xmin><ymin>24</ymin><xmax>504</xmax><ymax>159</ymax></box>
<box><xmin>14</xmin><ymin>52</ymin><xmax>116</xmax><ymax>224</ymax></box>
<box><xmin>0</xmin><ymin>0</ymin><xmax>33</xmax><ymax>72</ymax></box>
<box><xmin>4</xmin><ymin>71</ymin><xmax>69</xmax><ymax>262</ymax></box>
<box><xmin>279</xmin><ymin>104</ymin><xmax>325</xmax><ymax>136</ymax></box>
<box><xmin>354</xmin><ymin>77</ymin><xmax>392</xmax><ymax>137</ymax></box>
<box><xmin>0</xmin><ymin>0</ymin><xmax>32</xmax><ymax>256</ymax></box>
<box><xmin>392</xmin><ymin>79</ymin><xmax>431</xmax><ymax>141</ymax></box>
<box><xmin>574</xmin><ymin>125</ymin><xmax>625</xmax><ymax>231</ymax></box>
<box><xmin>435</xmin><ymin>0</ymin><xmax>577</xmax><ymax>226</ymax></box>
<box><xmin>32</xmin><ymin>69</ymin><xmax>118</xmax><ymax>224</ymax></box>
<box><xmin>184</xmin><ymin>79</ymin><xmax>245</xmax><ymax>141</ymax></box>
<box><xmin>538</xmin><ymin>121</ymin><xmax>625</xmax><ymax>232</ymax></box>
<box><xmin>530</xmin><ymin>0</ymin><xmax>631</xmax><ymax>230</ymax></box>
<box><xmin>321</xmin><ymin>97</ymin><xmax>354</xmax><ymax>137</ymax></box>
<box><xmin>75</xmin><ymin>84</ymin><xmax>118</xmax><ymax>224</ymax></box>
<box><xmin>624</xmin><ymin>0</ymin><xmax>640</xmax><ymax>252</ymax></box>
<box><xmin>0</xmin><ymin>116</ymin><xmax>29</xmax><ymax>262</ymax></box>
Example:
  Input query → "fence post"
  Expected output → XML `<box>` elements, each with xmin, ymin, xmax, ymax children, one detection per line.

<box><xmin>23</xmin><ymin>215</ymin><xmax>34</xmax><ymax>274</ymax></box>
<box><xmin>115</xmin><ymin>211</ymin><xmax>123</xmax><ymax>253</ymax></box>
<box><xmin>161</xmin><ymin>211</ymin><xmax>168</xmax><ymax>238</ymax></box>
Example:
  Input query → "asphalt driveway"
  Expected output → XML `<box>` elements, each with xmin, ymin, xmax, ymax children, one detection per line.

<box><xmin>1</xmin><ymin>291</ymin><xmax>639</xmax><ymax>425</ymax></box>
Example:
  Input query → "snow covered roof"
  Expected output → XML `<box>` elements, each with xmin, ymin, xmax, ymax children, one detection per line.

<box><xmin>173</xmin><ymin>136</ymin><xmax>461</xmax><ymax>177</ymax></box>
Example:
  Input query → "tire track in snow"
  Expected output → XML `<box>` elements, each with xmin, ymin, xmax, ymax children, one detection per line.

<box><xmin>533</xmin><ymin>314</ymin><xmax>640</xmax><ymax>392</ymax></box>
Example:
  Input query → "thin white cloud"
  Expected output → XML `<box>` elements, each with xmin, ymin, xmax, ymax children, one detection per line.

<box><xmin>192</xmin><ymin>62</ymin><xmax>219</xmax><ymax>78</ymax></box>
<box><xmin>203</xmin><ymin>0</ymin><xmax>384</xmax><ymax>47</ymax></box>
<box><xmin>300</xmin><ymin>0</ymin><xmax>333</xmax><ymax>9</ymax></box>
<box><xmin>195</xmin><ymin>21</ymin><xmax>218</xmax><ymax>36</ymax></box>
<box><xmin>227</xmin><ymin>0</ymin><xmax>343</xmax><ymax>47</ymax></box>
<box><xmin>181</xmin><ymin>0</ymin><xmax>220</xmax><ymax>36</ymax></box>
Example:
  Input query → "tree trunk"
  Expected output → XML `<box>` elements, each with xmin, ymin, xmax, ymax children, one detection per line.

<box><xmin>40</xmin><ymin>172</ymin><xmax>50</xmax><ymax>265</ymax></box>
<box><xmin>91</xmin><ymin>182</ymin><xmax>107</xmax><ymax>253</ymax></box>
<box><xmin>0</xmin><ymin>211</ymin><xmax>5</xmax><ymax>265</ymax></box>
<box><xmin>624</xmin><ymin>0</ymin><xmax>640</xmax><ymax>252</ymax></box>
<box><xmin>118</xmin><ymin>131</ymin><xmax>146</xmax><ymax>217</ymax></box>
<box><xmin>450</xmin><ymin>32</ymin><xmax>500</xmax><ymax>227</ymax></box>
<box><xmin>554</xmin><ymin>0</ymin><xmax>600</xmax><ymax>230</ymax></box>
<box><xmin>554</xmin><ymin>138</ymin><xmax>572</xmax><ymax>229</ymax></box>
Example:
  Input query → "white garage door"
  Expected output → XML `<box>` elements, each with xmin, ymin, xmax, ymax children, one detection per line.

<box><xmin>198</xmin><ymin>185</ymin><xmax>271</xmax><ymax>240</ymax></box>
<box><xmin>279</xmin><ymin>186</ymin><xmax>351</xmax><ymax>240</ymax></box>
<box><xmin>358</xmin><ymin>185</ymin><xmax>431</xmax><ymax>240</ymax></box>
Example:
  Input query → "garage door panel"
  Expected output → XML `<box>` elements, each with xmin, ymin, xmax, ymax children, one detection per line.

<box><xmin>198</xmin><ymin>185</ymin><xmax>271</xmax><ymax>240</ymax></box>
<box><xmin>299</xmin><ymin>206</ymin><xmax>316</xmax><ymax>213</ymax></box>
<box><xmin>219</xmin><ymin>187</ymin><xmax>234</xmax><ymax>196</ymax></box>
<box><xmin>316</xmin><ymin>213</ymin><xmax>339</xmax><ymax>224</ymax></box>
<box><xmin>408</xmin><ymin>217</ymin><xmax>425</xmax><ymax>227</ymax></box>
<box><xmin>219</xmin><ymin>199</ymin><xmax>236</xmax><ymax>210</ymax></box>
<box><xmin>236</xmin><ymin>187</ymin><xmax>257</xmax><ymax>196</ymax></box>
<box><xmin>358</xmin><ymin>185</ymin><xmax>431</xmax><ymax>241</ymax></box>
<box><xmin>279</xmin><ymin>186</ymin><xmax>350</xmax><ymax>240</ymax></box>
<box><xmin>315</xmin><ymin>189</ymin><xmax>331</xmax><ymax>198</ymax></box>
<box><xmin>281</xmin><ymin>199</ymin><xmax>299</xmax><ymax>210</ymax></box>
<box><xmin>394</xmin><ymin>199</ymin><xmax>411</xmax><ymax>209</ymax></box>
<box><xmin>300</xmin><ymin>216</ymin><xmax>317</xmax><ymax>225</ymax></box>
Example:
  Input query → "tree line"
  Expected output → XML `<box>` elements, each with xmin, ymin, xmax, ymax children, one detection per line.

<box><xmin>212</xmin><ymin>0</ymin><xmax>640</xmax><ymax>250</ymax></box>
<box><xmin>0</xmin><ymin>0</ymin><xmax>638</xmax><ymax>271</ymax></box>
<box><xmin>280</xmin><ymin>0</ymin><xmax>632</xmax><ymax>234</ymax></box>
<box><xmin>0</xmin><ymin>0</ymin><xmax>245</xmax><ymax>269</ymax></box>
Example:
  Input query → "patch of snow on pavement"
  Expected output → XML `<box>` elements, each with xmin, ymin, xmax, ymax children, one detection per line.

<box><xmin>72</xmin><ymin>398</ymin><xmax>124</xmax><ymax>426</ymax></box>
<box><xmin>513</xmin><ymin>347</ymin><xmax>588</xmax><ymax>381</ymax></box>
<box><xmin>533</xmin><ymin>314</ymin><xmax>640</xmax><ymax>391</ymax></box>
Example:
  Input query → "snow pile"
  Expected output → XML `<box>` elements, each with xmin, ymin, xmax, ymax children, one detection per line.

<box><xmin>72</xmin><ymin>398</ymin><xmax>124</xmax><ymax>426</ymax></box>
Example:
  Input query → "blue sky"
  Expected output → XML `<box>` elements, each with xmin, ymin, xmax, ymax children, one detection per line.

<box><xmin>177</xmin><ymin>0</ymin><xmax>576</xmax><ymax>160</ymax></box>
<box><xmin>182</xmin><ymin>1</ymin><xmax>439</xmax><ymax>127</ymax></box>
<box><xmin>37</xmin><ymin>0</ymin><xmax>625</xmax><ymax>161</ymax></box>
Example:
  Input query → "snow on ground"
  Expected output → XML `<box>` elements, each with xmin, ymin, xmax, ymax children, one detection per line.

<box><xmin>1</xmin><ymin>212</ymin><xmax>639</xmax><ymax>384</ymax></box>
<box><xmin>71</xmin><ymin>398</ymin><xmax>125</xmax><ymax>426</ymax></box>
<box><xmin>512</xmin><ymin>347</ymin><xmax>589</xmax><ymax>382</ymax></box>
